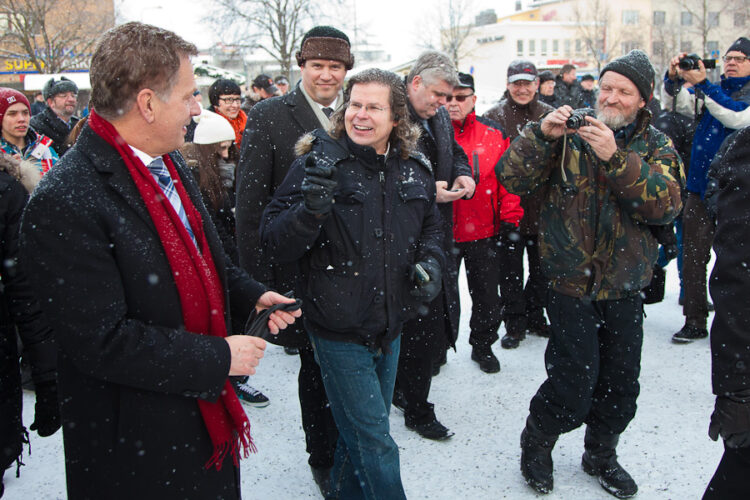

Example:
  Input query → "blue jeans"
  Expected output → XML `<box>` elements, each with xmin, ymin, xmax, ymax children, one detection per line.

<box><xmin>309</xmin><ymin>333</ymin><xmax>406</xmax><ymax>500</ymax></box>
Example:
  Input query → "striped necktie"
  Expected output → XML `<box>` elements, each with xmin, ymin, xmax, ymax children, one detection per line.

<box><xmin>147</xmin><ymin>157</ymin><xmax>198</xmax><ymax>248</ymax></box>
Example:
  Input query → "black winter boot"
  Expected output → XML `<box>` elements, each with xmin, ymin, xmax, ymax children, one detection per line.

<box><xmin>520</xmin><ymin>416</ymin><xmax>558</xmax><ymax>494</ymax></box>
<box><xmin>581</xmin><ymin>428</ymin><xmax>638</xmax><ymax>499</ymax></box>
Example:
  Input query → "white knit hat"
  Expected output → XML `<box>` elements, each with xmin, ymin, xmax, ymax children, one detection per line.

<box><xmin>192</xmin><ymin>109</ymin><xmax>235</xmax><ymax>145</ymax></box>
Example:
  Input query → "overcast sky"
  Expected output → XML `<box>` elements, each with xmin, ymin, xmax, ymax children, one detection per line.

<box><xmin>119</xmin><ymin>0</ymin><xmax>507</xmax><ymax>63</ymax></box>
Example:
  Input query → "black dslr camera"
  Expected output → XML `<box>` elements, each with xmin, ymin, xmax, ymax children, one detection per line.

<box><xmin>566</xmin><ymin>108</ymin><xmax>596</xmax><ymax>129</ymax></box>
<box><xmin>678</xmin><ymin>54</ymin><xmax>717</xmax><ymax>71</ymax></box>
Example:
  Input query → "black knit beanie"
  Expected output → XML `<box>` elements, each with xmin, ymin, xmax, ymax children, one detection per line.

<box><xmin>295</xmin><ymin>26</ymin><xmax>354</xmax><ymax>70</ymax></box>
<box><xmin>208</xmin><ymin>79</ymin><xmax>241</xmax><ymax>107</ymax></box>
<box><xmin>538</xmin><ymin>70</ymin><xmax>555</xmax><ymax>84</ymax></box>
<box><xmin>727</xmin><ymin>37</ymin><xmax>750</xmax><ymax>57</ymax></box>
<box><xmin>600</xmin><ymin>50</ymin><xmax>655</xmax><ymax>101</ymax></box>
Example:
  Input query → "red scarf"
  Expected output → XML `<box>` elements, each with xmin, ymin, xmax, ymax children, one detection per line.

<box><xmin>87</xmin><ymin>110</ymin><xmax>254</xmax><ymax>470</ymax></box>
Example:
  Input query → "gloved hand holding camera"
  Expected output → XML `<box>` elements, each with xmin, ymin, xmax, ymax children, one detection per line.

<box><xmin>301</xmin><ymin>152</ymin><xmax>338</xmax><ymax>215</ymax></box>
<box><xmin>410</xmin><ymin>256</ymin><xmax>442</xmax><ymax>303</ymax></box>
<box><xmin>30</xmin><ymin>380</ymin><xmax>61</xmax><ymax>437</ymax></box>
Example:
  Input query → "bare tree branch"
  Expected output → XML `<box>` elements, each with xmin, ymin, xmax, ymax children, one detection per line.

<box><xmin>0</xmin><ymin>0</ymin><xmax>114</xmax><ymax>73</ymax></box>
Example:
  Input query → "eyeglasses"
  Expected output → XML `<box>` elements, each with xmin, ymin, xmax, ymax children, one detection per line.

<box><xmin>446</xmin><ymin>93</ymin><xmax>474</xmax><ymax>103</ymax></box>
<box><xmin>347</xmin><ymin>102</ymin><xmax>389</xmax><ymax>115</ymax></box>
<box><xmin>218</xmin><ymin>97</ymin><xmax>242</xmax><ymax>104</ymax></box>
<box><xmin>723</xmin><ymin>55</ymin><xmax>749</xmax><ymax>63</ymax></box>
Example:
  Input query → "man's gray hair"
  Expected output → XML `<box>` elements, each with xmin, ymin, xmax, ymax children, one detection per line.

<box><xmin>406</xmin><ymin>50</ymin><xmax>459</xmax><ymax>87</ymax></box>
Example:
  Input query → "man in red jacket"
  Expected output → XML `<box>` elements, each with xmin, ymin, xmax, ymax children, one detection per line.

<box><xmin>448</xmin><ymin>72</ymin><xmax>523</xmax><ymax>373</ymax></box>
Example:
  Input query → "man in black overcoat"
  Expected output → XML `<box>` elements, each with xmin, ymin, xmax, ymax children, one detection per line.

<box><xmin>20</xmin><ymin>23</ymin><xmax>299</xmax><ymax>500</ymax></box>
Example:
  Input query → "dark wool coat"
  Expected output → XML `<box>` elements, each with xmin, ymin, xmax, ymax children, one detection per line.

<box><xmin>236</xmin><ymin>83</ymin><xmax>325</xmax><ymax>348</ymax></box>
<box><xmin>407</xmin><ymin>105</ymin><xmax>471</xmax><ymax>344</ymax></box>
<box><xmin>261</xmin><ymin>130</ymin><xmax>444</xmax><ymax>350</ymax></box>
<box><xmin>29</xmin><ymin>106</ymin><xmax>79</xmax><ymax>156</ymax></box>
<box><xmin>20</xmin><ymin>126</ymin><xmax>265</xmax><ymax>500</ymax></box>
<box><xmin>708</xmin><ymin>127</ymin><xmax>750</xmax><ymax>398</ymax></box>
<box><xmin>484</xmin><ymin>93</ymin><xmax>554</xmax><ymax>236</ymax></box>
<box><xmin>0</xmin><ymin>161</ymin><xmax>54</xmax><ymax>472</ymax></box>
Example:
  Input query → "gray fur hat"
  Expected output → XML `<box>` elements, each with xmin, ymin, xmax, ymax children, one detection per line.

<box><xmin>43</xmin><ymin>76</ymin><xmax>78</xmax><ymax>100</ymax></box>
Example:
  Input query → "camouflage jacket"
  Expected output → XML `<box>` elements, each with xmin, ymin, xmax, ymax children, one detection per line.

<box><xmin>498</xmin><ymin>109</ymin><xmax>684</xmax><ymax>300</ymax></box>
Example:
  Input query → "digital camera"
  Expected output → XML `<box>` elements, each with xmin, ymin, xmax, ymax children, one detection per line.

<box><xmin>678</xmin><ymin>54</ymin><xmax>717</xmax><ymax>71</ymax></box>
<box><xmin>566</xmin><ymin>108</ymin><xmax>596</xmax><ymax>129</ymax></box>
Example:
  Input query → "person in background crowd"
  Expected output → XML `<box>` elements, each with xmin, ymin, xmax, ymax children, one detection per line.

<box><xmin>485</xmin><ymin>60</ymin><xmax>555</xmax><ymax>347</ymax></box>
<box><xmin>0</xmin><ymin>89</ymin><xmax>57</xmax><ymax>174</ymax></box>
<box><xmin>242</xmin><ymin>74</ymin><xmax>280</xmax><ymax>113</ymax></box>
<box><xmin>702</xmin><ymin>126</ymin><xmax>750</xmax><ymax>499</ymax></box>
<box><xmin>538</xmin><ymin>70</ymin><xmax>556</xmax><ymax>106</ymax></box>
<box><xmin>29</xmin><ymin>92</ymin><xmax>44</xmax><ymax>116</ymax></box>
<box><xmin>553</xmin><ymin>63</ymin><xmax>583</xmax><ymax>108</ymax></box>
<box><xmin>0</xmin><ymin>152</ymin><xmax>58</xmax><ymax>498</ymax></box>
<box><xmin>275</xmin><ymin>75</ymin><xmax>290</xmax><ymax>95</ymax></box>
<box><xmin>664</xmin><ymin>37</ymin><xmax>750</xmax><ymax>344</ymax></box>
<box><xmin>395</xmin><ymin>50</ymin><xmax>475</xmax><ymax>442</ymax></box>
<box><xmin>20</xmin><ymin>22</ymin><xmax>299</xmax><ymax>499</ymax></box>
<box><xmin>580</xmin><ymin>74</ymin><xmax>598</xmax><ymax>108</ymax></box>
<box><xmin>236</xmin><ymin>25</ymin><xmax>353</xmax><ymax>496</ymax></box>
<box><xmin>261</xmin><ymin>67</ymin><xmax>443</xmax><ymax>500</ymax></box>
<box><xmin>208</xmin><ymin>78</ymin><xmax>246</xmax><ymax>147</ymax></box>
<box><xmin>448</xmin><ymin>72</ymin><xmax>522</xmax><ymax>373</ymax></box>
<box><xmin>500</xmin><ymin>50</ymin><xmax>683</xmax><ymax>498</ymax></box>
<box><xmin>29</xmin><ymin>77</ymin><xmax>79</xmax><ymax>156</ymax></box>
<box><xmin>184</xmin><ymin>89</ymin><xmax>203</xmax><ymax>142</ymax></box>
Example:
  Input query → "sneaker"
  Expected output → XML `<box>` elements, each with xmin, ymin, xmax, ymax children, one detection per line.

<box><xmin>582</xmin><ymin>451</ymin><xmax>638</xmax><ymax>498</ymax></box>
<box><xmin>235</xmin><ymin>383</ymin><xmax>270</xmax><ymax>407</ymax></box>
<box><xmin>284</xmin><ymin>346</ymin><xmax>299</xmax><ymax>355</ymax></box>
<box><xmin>406</xmin><ymin>418</ymin><xmax>454</xmax><ymax>441</ymax></box>
<box><xmin>671</xmin><ymin>324</ymin><xmax>708</xmax><ymax>344</ymax></box>
<box><xmin>471</xmin><ymin>346</ymin><xmax>501</xmax><ymax>373</ymax></box>
<box><xmin>501</xmin><ymin>332</ymin><xmax>523</xmax><ymax>349</ymax></box>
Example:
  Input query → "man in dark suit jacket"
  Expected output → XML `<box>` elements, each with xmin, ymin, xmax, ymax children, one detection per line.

<box><xmin>235</xmin><ymin>25</ymin><xmax>353</xmax><ymax>495</ymax></box>
<box><xmin>396</xmin><ymin>50</ymin><xmax>475</xmax><ymax>441</ymax></box>
<box><xmin>20</xmin><ymin>22</ymin><xmax>299</xmax><ymax>500</ymax></box>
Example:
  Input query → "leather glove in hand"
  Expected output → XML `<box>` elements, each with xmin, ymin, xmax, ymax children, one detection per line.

<box><xmin>410</xmin><ymin>256</ymin><xmax>442</xmax><ymax>302</ymax></box>
<box><xmin>30</xmin><ymin>381</ymin><xmax>61</xmax><ymax>437</ymax></box>
<box><xmin>301</xmin><ymin>152</ymin><xmax>338</xmax><ymax>215</ymax></box>
<box><xmin>500</xmin><ymin>222</ymin><xmax>522</xmax><ymax>246</ymax></box>
<box><xmin>708</xmin><ymin>395</ymin><xmax>750</xmax><ymax>448</ymax></box>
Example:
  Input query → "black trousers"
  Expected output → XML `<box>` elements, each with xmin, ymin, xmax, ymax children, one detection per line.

<box><xmin>298</xmin><ymin>345</ymin><xmax>338</xmax><ymax>469</ymax></box>
<box><xmin>522</xmin><ymin>234</ymin><xmax>549</xmax><ymax>325</ymax></box>
<box><xmin>455</xmin><ymin>237</ymin><xmax>502</xmax><ymax>348</ymax></box>
<box><xmin>396</xmin><ymin>291</ymin><xmax>446</xmax><ymax>425</ymax></box>
<box><xmin>703</xmin><ymin>444</ymin><xmax>750</xmax><ymax>499</ymax></box>
<box><xmin>497</xmin><ymin>230</ymin><xmax>525</xmax><ymax>328</ymax></box>
<box><xmin>682</xmin><ymin>193</ymin><xmax>715</xmax><ymax>328</ymax></box>
<box><xmin>529</xmin><ymin>291</ymin><xmax>644</xmax><ymax>436</ymax></box>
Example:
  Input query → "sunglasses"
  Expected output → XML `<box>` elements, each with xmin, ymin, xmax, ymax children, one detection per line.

<box><xmin>446</xmin><ymin>93</ymin><xmax>474</xmax><ymax>103</ymax></box>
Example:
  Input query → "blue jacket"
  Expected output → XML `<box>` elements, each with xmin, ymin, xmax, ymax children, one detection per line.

<box><xmin>665</xmin><ymin>74</ymin><xmax>750</xmax><ymax>197</ymax></box>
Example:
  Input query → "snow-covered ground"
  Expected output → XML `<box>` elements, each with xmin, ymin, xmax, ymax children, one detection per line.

<box><xmin>7</xmin><ymin>258</ymin><xmax>720</xmax><ymax>499</ymax></box>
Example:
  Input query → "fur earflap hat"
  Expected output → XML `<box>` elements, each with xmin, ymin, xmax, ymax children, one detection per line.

<box><xmin>295</xmin><ymin>26</ymin><xmax>354</xmax><ymax>70</ymax></box>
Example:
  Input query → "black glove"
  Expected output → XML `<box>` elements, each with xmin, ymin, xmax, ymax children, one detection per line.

<box><xmin>500</xmin><ymin>222</ymin><xmax>521</xmax><ymax>246</ymax></box>
<box><xmin>30</xmin><ymin>381</ymin><xmax>61</xmax><ymax>437</ymax></box>
<box><xmin>301</xmin><ymin>152</ymin><xmax>338</xmax><ymax>215</ymax></box>
<box><xmin>708</xmin><ymin>395</ymin><xmax>750</xmax><ymax>448</ymax></box>
<box><xmin>410</xmin><ymin>256</ymin><xmax>442</xmax><ymax>302</ymax></box>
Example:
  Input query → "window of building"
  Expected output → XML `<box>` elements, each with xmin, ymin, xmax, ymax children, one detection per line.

<box><xmin>680</xmin><ymin>40</ymin><xmax>692</xmax><ymax>53</ymax></box>
<box><xmin>529</xmin><ymin>39</ymin><xmax>536</xmax><ymax>56</ymax></box>
<box><xmin>653</xmin><ymin>41</ymin><xmax>664</xmax><ymax>57</ymax></box>
<box><xmin>681</xmin><ymin>11</ymin><xmax>692</xmax><ymax>26</ymax></box>
<box><xmin>622</xmin><ymin>10</ymin><xmax>639</xmax><ymax>25</ymax></box>
<box><xmin>735</xmin><ymin>13</ymin><xmax>746</xmax><ymax>27</ymax></box>
<box><xmin>564</xmin><ymin>39</ymin><xmax>572</xmax><ymax>56</ymax></box>
<box><xmin>541</xmin><ymin>39</ymin><xmax>548</xmax><ymax>55</ymax></box>
<box><xmin>708</xmin><ymin>12</ymin><xmax>719</xmax><ymax>27</ymax></box>
<box><xmin>622</xmin><ymin>41</ymin><xmax>639</xmax><ymax>54</ymax></box>
<box><xmin>653</xmin><ymin>11</ymin><xmax>665</xmax><ymax>26</ymax></box>
<box><xmin>517</xmin><ymin>39</ymin><xmax>524</xmax><ymax>56</ymax></box>
<box><xmin>552</xmin><ymin>39</ymin><xmax>559</xmax><ymax>55</ymax></box>
<box><xmin>575</xmin><ymin>39</ymin><xmax>582</xmax><ymax>55</ymax></box>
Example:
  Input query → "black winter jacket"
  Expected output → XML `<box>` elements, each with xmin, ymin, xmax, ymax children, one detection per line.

<box><xmin>29</xmin><ymin>106</ymin><xmax>79</xmax><ymax>156</ymax></box>
<box><xmin>261</xmin><ymin>130</ymin><xmax>444</xmax><ymax>350</ymax></box>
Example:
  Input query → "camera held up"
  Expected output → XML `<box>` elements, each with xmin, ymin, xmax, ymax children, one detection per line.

<box><xmin>678</xmin><ymin>54</ymin><xmax>717</xmax><ymax>71</ymax></box>
<box><xmin>566</xmin><ymin>108</ymin><xmax>596</xmax><ymax>129</ymax></box>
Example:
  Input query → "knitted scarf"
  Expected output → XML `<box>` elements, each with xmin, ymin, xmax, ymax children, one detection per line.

<box><xmin>87</xmin><ymin>110</ymin><xmax>254</xmax><ymax>470</ymax></box>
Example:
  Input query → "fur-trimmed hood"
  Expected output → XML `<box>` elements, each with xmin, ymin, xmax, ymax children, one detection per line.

<box><xmin>294</xmin><ymin>131</ymin><xmax>316</xmax><ymax>157</ymax></box>
<box><xmin>0</xmin><ymin>152</ymin><xmax>42</xmax><ymax>193</ymax></box>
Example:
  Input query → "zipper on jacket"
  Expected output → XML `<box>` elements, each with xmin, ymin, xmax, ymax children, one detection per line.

<box><xmin>379</xmin><ymin>164</ymin><xmax>391</xmax><ymax>346</ymax></box>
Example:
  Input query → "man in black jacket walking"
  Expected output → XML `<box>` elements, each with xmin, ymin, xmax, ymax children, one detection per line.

<box><xmin>262</xmin><ymin>68</ymin><xmax>444</xmax><ymax>500</ymax></box>
<box><xmin>29</xmin><ymin>77</ymin><xmax>79</xmax><ymax>156</ymax></box>
<box><xmin>235</xmin><ymin>25</ymin><xmax>353</xmax><ymax>494</ymax></box>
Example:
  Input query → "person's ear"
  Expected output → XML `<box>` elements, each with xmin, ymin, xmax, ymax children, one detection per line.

<box><xmin>135</xmin><ymin>88</ymin><xmax>157</xmax><ymax>124</ymax></box>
